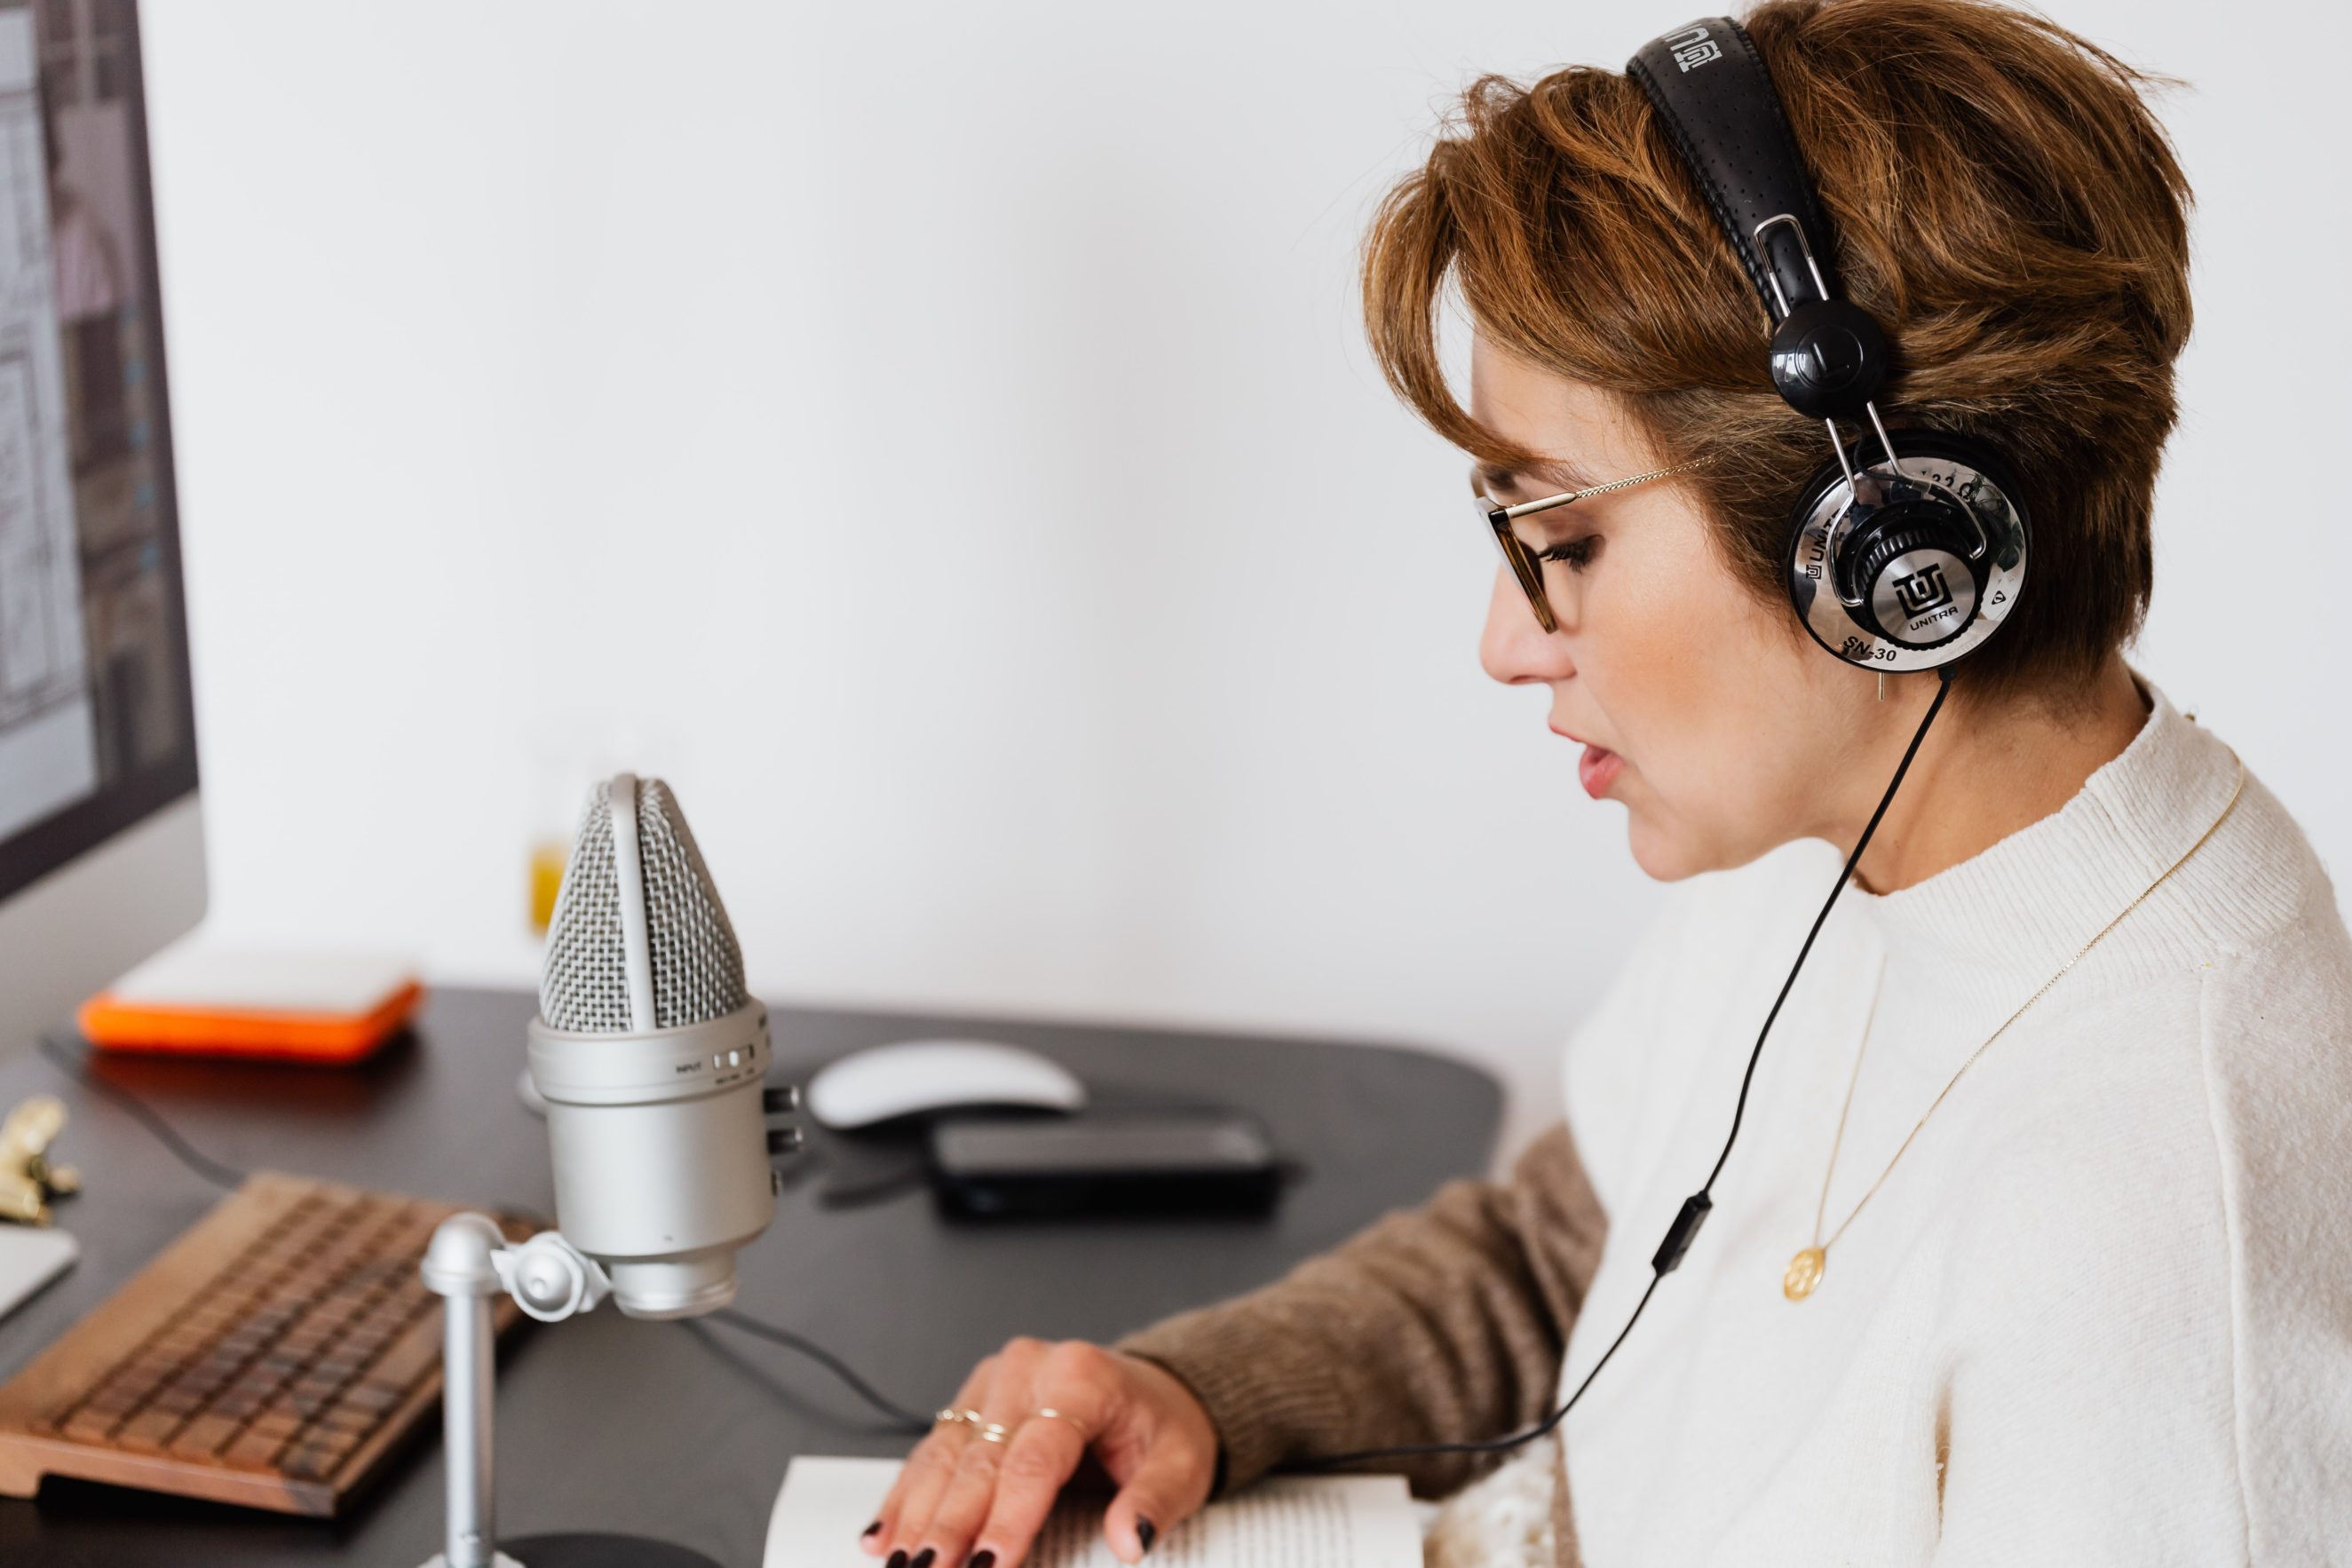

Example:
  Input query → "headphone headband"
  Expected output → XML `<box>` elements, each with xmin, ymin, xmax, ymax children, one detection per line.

<box><xmin>1627</xmin><ymin>17</ymin><xmax>1837</xmax><ymax>323</ymax></box>
<box><xmin>1626</xmin><ymin>13</ymin><xmax>2031</xmax><ymax>676</ymax></box>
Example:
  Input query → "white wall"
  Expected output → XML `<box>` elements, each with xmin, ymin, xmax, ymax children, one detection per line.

<box><xmin>144</xmin><ymin>1</ymin><xmax>2349</xmax><ymax>1162</ymax></box>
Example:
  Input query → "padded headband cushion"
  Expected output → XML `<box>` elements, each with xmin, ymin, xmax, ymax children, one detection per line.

<box><xmin>1627</xmin><ymin>17</ymin><xmax>1839</xmax><ymax>322</ymax></box>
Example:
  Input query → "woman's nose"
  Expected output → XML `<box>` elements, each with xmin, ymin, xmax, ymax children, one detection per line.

<box><xmin>1479</xmin><ymin>565</ymin><xmax>1575</xmax><ymax>685</ymax></box>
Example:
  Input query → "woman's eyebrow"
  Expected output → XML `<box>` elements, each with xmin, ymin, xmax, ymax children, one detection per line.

<box><xmin>1478</xmin><ymin>458</ymin><xmax>1601</xmax><ymax>496</ymax></box>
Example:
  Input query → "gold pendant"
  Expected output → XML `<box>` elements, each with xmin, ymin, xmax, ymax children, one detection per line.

<box><xmin>1784</xmin><ymin>1246</ymin><xmax>1825</xmax><ymax>1302</ymax></box>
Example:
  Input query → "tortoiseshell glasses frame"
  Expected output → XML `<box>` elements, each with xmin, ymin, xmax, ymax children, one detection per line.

<box><xmin>1472</xmin><ymin>457</ymin><xmax>1711</xmax><ymax>633</ymax></box>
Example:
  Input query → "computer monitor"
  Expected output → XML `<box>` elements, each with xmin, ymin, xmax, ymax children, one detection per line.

<box><xmin>0</xmin><ymin>0</ymin><xmax>202</xmax><ymax>1051</ymax></box>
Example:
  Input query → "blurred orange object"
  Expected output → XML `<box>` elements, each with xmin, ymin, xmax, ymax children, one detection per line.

<box><xmin>75</xmin><ymin>948</ymin><xmax>423</xmax><ymax>1065</ymax></box>
<box><xmin>529</xmin><ymin>837</ymin><xmax>568</xmax><ymax>934</ymax></box>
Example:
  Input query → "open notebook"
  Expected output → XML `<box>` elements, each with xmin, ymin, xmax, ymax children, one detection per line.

<box><xmin>764</xmin><ymin>1456</ymin><xmax>1421</xmax><ymax>1567</ymax></box>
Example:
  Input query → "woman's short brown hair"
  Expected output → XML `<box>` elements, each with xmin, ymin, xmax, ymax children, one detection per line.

<box><xmin>1363</xmin><ymin>0</ymin><xmax>2191</xmax><ymax>708</ymax></box>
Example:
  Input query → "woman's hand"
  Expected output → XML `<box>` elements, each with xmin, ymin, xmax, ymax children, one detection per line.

<box><xmin>862</xmin><ymin>1336</ymin><xmax>1218</xmax><ymax>1568</ymax></box>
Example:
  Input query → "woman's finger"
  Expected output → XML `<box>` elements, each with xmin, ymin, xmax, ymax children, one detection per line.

<box><xmin>867</xmin><ymin>1358</ymin><xmax>994</xmax><ymax>1556</ymax></box>
<box><xmin>889</xmin><ymin>1373</ymin><xmax>1020</xmax><ymax>1568</ymax></box>
<box><xmin>872</xmin><ymin>1421</ymin><xmax>976</xmax><ymax>1562</ymax></box>
<box><xmin>1101</xmin><ymin>1420</ymin><xmax>1215</xmax><ymax>1565</ymax></box>
<box><xmin>962</xmin><ymin>1344</ymin><xmax>1134</xmax><ymax>1568</ymax></box>
<box><xmin>966</xmin><ymin>1408</ymin><xmax>1097</xmax><ymax>1568</ymax></box>
<box><xmin>883</xmin><ymin>1340</ymin><xmax>1047</xmax><ymax>1562</ymax></box>
<box><xmin>905</xmin><ymin>1383</ymin><xmax>1062</xmax><ymax>1568</ymax></box>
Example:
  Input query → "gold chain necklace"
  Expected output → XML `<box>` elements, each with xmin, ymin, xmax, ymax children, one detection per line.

<box><xmin>1783</xmin><ymin>748</ymin><xmax>2248</xmax><ymax>1303</ymax></box>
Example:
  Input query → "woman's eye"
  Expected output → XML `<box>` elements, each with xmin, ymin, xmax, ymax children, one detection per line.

<box><xmin>1540</xmin><ymin>536</ymin><xmax>1596</xmax><ymax>571</ymax></box>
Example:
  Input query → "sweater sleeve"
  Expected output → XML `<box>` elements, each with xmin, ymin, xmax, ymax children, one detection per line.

<box><xmin>1114</xmin><ymin>1116</ymin><xmax>1607</xmax><ymax>1500</ymax></box>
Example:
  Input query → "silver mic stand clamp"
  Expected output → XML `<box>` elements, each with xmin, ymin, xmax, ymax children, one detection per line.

<box><xmin>417</xmin><ymin>1219</ymin><xmax>720</xmax><ymax>1568</ymax></box>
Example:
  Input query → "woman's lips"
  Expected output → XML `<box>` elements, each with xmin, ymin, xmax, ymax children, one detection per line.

<box><xmin>1553</xmin><ymin>727</ymin><xmax>1624</xmax><ymax>799</ymax></box>
<box><xmin>1577</xmin><ymin>744</ymin><xmax>1624</xmax><ymax>800</ymax></box>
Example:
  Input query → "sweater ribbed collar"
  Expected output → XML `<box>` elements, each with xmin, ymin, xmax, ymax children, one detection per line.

<box><xmin>1839</xmin><ymin>669</ymin><xmax>2245</xmax><ymax>1033</ymax></box>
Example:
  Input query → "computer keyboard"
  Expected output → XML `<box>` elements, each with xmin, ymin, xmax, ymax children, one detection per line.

<box><xmin>0</xmin><ymin>1170</ymin><xmax>531</xmax><ymax>1514</ymax></box>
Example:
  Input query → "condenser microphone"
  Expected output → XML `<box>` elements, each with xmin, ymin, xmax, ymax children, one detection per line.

<box><xmin>526</xmin><ymin>773</ymin><xmax>776</xmax><ymax>1319</ymax></box>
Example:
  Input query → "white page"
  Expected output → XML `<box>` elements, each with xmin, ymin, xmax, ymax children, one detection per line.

<box><xmin>764</xmin><ymin>1456</ymin><xmax>1421</xmax><ymax>1568</ymax></box>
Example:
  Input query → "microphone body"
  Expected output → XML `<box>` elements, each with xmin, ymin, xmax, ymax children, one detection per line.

<box><xmin>527</xmin><ymin>773</ymin><xmax>776</xmax><ymax>1319</ymax></box>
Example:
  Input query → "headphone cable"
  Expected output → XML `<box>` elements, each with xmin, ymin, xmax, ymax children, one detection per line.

<box><xmin>1299</xmin><ymin>664</ymin><xmax>1956</xmax><ymax>1469</ymax></box>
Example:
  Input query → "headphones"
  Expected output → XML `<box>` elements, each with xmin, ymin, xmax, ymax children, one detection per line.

<box><xmin>1627</xmin><ymin>16</ymin><xmax>2030</xmax><ymax>675</ymax></box>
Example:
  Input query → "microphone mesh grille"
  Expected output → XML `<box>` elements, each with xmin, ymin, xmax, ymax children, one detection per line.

<box><xmin>542</xmin><ymin>788</ymin><xmax>630</xmax><ymax>1033</ymax></box>
<box><xmin>540</xmin><ymin>777</ymin><xmax>749</xmax><ymax>1033</ymax></box>
<box><xmin>635</xmin><ymin>778</ymin><xmax>749</xmax><ymax>1028</ymax></box>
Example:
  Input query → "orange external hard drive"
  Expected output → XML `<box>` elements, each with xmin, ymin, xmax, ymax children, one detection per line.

<box><xmin>76</xmin><ymin>948</ymin><xmax>424</xmax><ymax>1065</ymax></box>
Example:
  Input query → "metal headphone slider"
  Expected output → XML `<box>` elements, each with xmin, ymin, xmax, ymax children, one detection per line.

<box><xmin>1753</xmin><ymin>213</ymin><xmax>1888</xmax><ymax>422</ymax></box>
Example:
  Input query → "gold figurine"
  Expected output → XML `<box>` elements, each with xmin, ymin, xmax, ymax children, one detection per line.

<box><xmin>1</xmin><ymin>1095</ymin><xmax>80</xmax><ymax>1226</ymax></box>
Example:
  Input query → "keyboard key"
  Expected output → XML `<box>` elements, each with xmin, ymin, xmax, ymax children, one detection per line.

<box><xmin>220</xmin><ymin>1427</ymin><xmax>290</xmax><ymax>1472</ymax></box>
<box><xmin>279</xmin><ymin>1439</ymin><xmax>349</xmax><ymax>1480</ymax></box>
<box><xmin>168</xmin><ymin>1414</ymin><xmax>243</xmax><ymax>1461</ymax></box>
<box><xmin>59</xmin><ymin>1406</ymin><xmax>118</xmax><ymax>1445</ymax></box>
<box><xmin>150</xmin><ymin>1387</ymin><xmax>204</xmax><ymax>1419</ymax></box>
<box><xmin>362</xmin><ymin>1319</ymin><xmax>442</xmax><ymax>1393</ymax></box>
<box><xmin>250</xmin><ymin>1406</ymin><xmax>305</xmax><ymax>1440</ymax></box>
<box><xmin>114</xmin><ymin>1409</ymin><xmax>184</xmax><ymax>1454</ymax></box>
<box><xmin>340</xmin><ymin>1382</ymin><xmax>405</xmax><ymax>1414</ymax></box>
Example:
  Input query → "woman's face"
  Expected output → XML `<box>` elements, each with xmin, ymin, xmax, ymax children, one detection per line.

<box><xmin>1471</xmin><ymin>337</ymin><xmax>1865</xmax><ymax>881</ymax></box>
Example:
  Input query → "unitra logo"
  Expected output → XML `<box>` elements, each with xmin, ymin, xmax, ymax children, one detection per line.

<box><xmin>1892</xmin><ymin>562</ymin><xmax>1956</xmax><ymax>622</ymax></box>
<box><xmin>1664</xmin><ymin>25</ymin><xmax>1723</xmax><ymax>71</ymax></box>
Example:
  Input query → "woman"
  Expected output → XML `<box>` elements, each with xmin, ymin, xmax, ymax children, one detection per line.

<box><xmin>861</xmin><ymin>2</ymin><xmax>2352</xmax><ymax>1564</ymax></box>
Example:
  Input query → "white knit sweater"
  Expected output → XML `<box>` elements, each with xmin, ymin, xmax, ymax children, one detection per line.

<box><xmin>1494</xmin><ymin>673</ymin><xmax>2349</xmax><ymax>1565</ymax></box>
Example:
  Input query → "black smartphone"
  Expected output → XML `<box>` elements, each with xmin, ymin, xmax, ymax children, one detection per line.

<box><xmin>927</xmin><ymin>1111</ymin><xmax>1282</xmax><ymax>1219</ymax></box>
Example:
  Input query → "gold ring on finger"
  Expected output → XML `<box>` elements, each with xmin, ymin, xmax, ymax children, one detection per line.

<box><xmin>1033</xmin><ymin>1407</ymin><xmax>1089</xmax><ymax>1442</ymax></box>
<box><xmin>974</xmin><ymin>1421</ymin><xmax>1013</xmax><ymax>1445</ymax></box>
<box><xmin>935</xmin><ymin>1406</ymin><xmax>985</xmax><ymax>1428</ymax></box>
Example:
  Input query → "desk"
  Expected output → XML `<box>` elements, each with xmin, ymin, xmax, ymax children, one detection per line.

<box><xmin>0</xmin><ymin>987</ymin><xmax>1501</xmax><ymax>1567</ymax></box>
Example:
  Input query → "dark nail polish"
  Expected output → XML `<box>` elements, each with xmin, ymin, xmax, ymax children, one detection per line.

<box><xmin>886</xmin><ymin>1553</ymin><xmax>908</xmax><ymax>1568</ymax></box>
<box><xmin>1138</xmin><ymin>1518</ymin><xmax>1158</xmax><ymax>1554</ymax></box>
<box><xmin>864</xmin><ymin>1521</ymin><xmax>883</xmax><ymax>1540</ymax></box>
<box><xmin>911</xmin><ymin>1552</ymin><xmax>936</xmax><ymax>1568</ymax></box>
<box><xmin>967</xmin><ymin>1554</ymin><xmax>996</xmax><ymax>1568</ymax></box>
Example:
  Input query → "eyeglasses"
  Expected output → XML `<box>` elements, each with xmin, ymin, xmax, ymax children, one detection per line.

<box><xmin>1472</xmin><ymin>458</ymin><xmax>1709</xmax><ymax>633</ymax></box>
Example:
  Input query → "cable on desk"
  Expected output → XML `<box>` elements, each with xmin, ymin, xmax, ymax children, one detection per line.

<box><xmin>699</xmin><ymin>1308</ymin><xmax>932</xmax><ymax>1433</ymax></box>
<box><xmin>37</xmin><ymin>1032</ymin><xmax>250</xmax><ymax>1192</ymax></box>
<box><xmin>815</xmin><ymin>1155</ymin><xmax>931</xmax><ymax>1210</ymax></box>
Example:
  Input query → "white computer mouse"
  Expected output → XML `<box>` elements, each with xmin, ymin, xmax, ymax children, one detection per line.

<box><xmin>804</xmin><ymin>1039</ymin><xmax>1087</xmax><ymax>1131</ymax></box>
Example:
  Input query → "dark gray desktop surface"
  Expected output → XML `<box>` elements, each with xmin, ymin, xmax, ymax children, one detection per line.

<box><xmin>0</xmin><ymin>986</ymin><xmax>1501</xmax><ymax>1567</ymax></box>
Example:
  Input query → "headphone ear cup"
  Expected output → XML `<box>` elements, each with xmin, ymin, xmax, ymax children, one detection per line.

<box><xmin>1783</xmin><ymin>427</ymin><xmax>2030</xmax><ymax>673</ymax></box>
